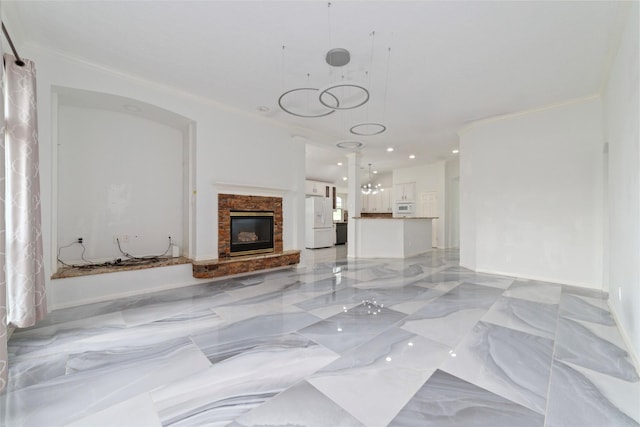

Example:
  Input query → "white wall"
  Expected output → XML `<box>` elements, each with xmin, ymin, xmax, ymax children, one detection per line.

<box><xmin>445</xmin><ymin>158</ymin><xmax>460</xmax><ymax>248</ymax></box>
<box><xmin>393</xmin><ymin>161</ymin><xmax>446</xmax><ymax>247</ymax></box>
<box><xmin>603</xmin><ymin>2</ymin><xmax>639</xmax><ymax>364</ymax></box>
<box><xmin>460</xmin><ymin>97</ymin><xmax>604</xmax><ymax>288</ymax></box>
<box><xmin>23</xmin><ymin>44</ymin><xmax>306</xmax><ymax>309</ymax></box>
<box><xmin>57</xmin><ymin>106</ymin><xmax>184</xmax><ymax>262</ymax></box>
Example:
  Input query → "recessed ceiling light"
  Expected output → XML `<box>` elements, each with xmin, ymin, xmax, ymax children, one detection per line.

<box><xmin>452</xmin><ymin>149</ymin><xmax>459</xmax><ymax>154</ymax></box>
<box><xmin>337</xmin><ymin>162</ymin><xmax>343</xmax><ymax>166</ymax></box>
<box><xmin>342</xmin><ymin>176</ymin><xmax>347</xmax><ymax>181</ymax></box>
<box><xmin>373</xmin><ymin>170</ymin><xmax>378</xmax><ymax>174</ymax></box>
<box><xmin>386</xmin><ymin>147</ymin><xmax>394</xmax><ymax>152</ymax></box>
<box><xmin>409</xmin><ymin>154</ymin><xmax>416</xmax><ymax>159</ymax></box>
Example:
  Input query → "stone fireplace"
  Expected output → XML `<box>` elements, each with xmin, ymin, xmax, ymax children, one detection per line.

<box><xmin>217</xmin><ymin>194</ymin><xmax>283</xmax><ymax>258</ymax></box>
<box><xmin>192</xmin><ymin>193</ymin><xmax>299</xmax><ymax>279</ymax></box>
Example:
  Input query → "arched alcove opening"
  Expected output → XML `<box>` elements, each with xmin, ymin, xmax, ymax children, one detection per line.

<box><xmin>52</xmin><ymin>86</ymin><xmax>194</xmax><ymax>272</ymax></box>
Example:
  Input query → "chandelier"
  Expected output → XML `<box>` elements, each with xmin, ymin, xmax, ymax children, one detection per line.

<box><xmin>278</xmin><ymin>3</ymin><xmax>389</xmax><ymax>137</ymax></box>
<box><xmin>361</xmin><ymin>164</ymin><xmax>383</xmax><ymax>195</ymax></box>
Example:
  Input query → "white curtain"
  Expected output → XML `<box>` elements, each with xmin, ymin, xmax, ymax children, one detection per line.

<box><xmin>0</xmin><ymin>53</ymin><xmax>46</xmax><ymax>393</ymax></box>
<box><xmin>0</xmin><ymin>42</ymin><xmax>7</xmax><ymax>394</ymax></box>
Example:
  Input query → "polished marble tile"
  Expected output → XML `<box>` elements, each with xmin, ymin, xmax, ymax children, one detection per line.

<box><xmin>559</xmin><ymin>293</ymin><xmax>616</xmax><ymax>326</ymax></box>
<box><xmin>389</xmin><ymin>369</ymin><xmax>545</xmax><ymax>426</ymax></box>
<box><xmin>440</xmin><ymin>321</ymin><xmax>554</xmax><ymax>414</ymax></box>
<box><xmin>481</xmin><ymin>296</ymin><xmax>558</xmax><ymax>339</ymax></box>
<box><xmin>66</xmin><ymin>392</ymin><xmax>162</xmax><ymax>427</ymax></box>
<box><xmin>295</xmin><ymin>284</ymin><xmax>428</xmax><ymax>313</ymax></box>
<box><xmin>309</xmin><ymin>328</ymin><xmax>450</xmax><ymax>426</ymax></box>
<box><xmin>150</xmin><ymin>338</ymin><xmax>338</xmax><ymax>426</ymax></box>
<box><xmin>3</xmin><ymin>247</ymin><xmax>638</xmax><ymax>427</ymax></box>
<box><xmin>390</xmin><ymin>282</ymin><xmax>460</xmax><ymax>315</ymax></box>
<box><xmin>546</xmin><ymin>359</ymin><xmax>640</xmax><ymax>427</ymax></box>
<box><xmin>298</xmin><ymin>302</ymin><xmax>407</xmax><ymax>354</ymax></box>
<box><xmin>503</xmin><ymin>279</ymin><xmax>562</xmax><ymax>305</ymax></box>
<box><xmin>554</xmin><ymin>316</ymin><xmax>639</xmax><ymax>381</ymax></box>
<box><xmin>422</xmin><ymin>267</ymin><xmax>515</xmax><ymax>289</ymax></box>
<box><xmin>191</xmin><ymin>311</ymin><xmax>321</xmax><ymax>361</ymax></box>
<box><xmin>7</xmin><ymin>353</ymin><xmax>68</xmax><ymax>392</ymax></box>
<box><xmin>400</xmin><ymin>282</ymin><xmax>503</xmax><ymax>347</ymax></box>
<box><xmin>232</xmin><ymin>381</ymin><xmax>364</xmax><ymax>427</ymax></box>
<box><xmin>1</xmin><ymin>340</ymin><xmax>211</xmax><ymax>426</ymax></box>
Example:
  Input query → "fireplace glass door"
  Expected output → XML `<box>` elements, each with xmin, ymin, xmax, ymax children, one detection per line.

<box><xmin>229</xmin><ymin>211</ymin><xmax>274</xmax><ymax>256</ymax></box>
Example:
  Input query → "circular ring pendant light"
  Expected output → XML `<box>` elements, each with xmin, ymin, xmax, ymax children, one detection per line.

<box><xmin>336</xmin><ymin>140</ymin><xmax>365</xmax><ymax>150</ymax></box>
<box><xmin>319</xmin><ymin>82</ymin><xmax>370</xmax><ymax>110</ymax></box>
<box><xmin>350</xmin><ymin>122</ymin><xmax>387</xmax><ymax>136</ymax></box>
<box><xmin>278</xmin><ymin>87</ymin><xmax>340</xmax><ymax>118</ymax></box>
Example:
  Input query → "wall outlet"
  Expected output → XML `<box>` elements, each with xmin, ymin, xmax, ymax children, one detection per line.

<box><xmin>113</xmin><ymin>234</ymin><xmax>129</xmax><ymax>244</ymax></box>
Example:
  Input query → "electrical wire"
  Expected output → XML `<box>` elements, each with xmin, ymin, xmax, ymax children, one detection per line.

<box><xmin>57</xmin><ymin>236</ymin><xmax>175</xmax><ymax>273</ymax></box>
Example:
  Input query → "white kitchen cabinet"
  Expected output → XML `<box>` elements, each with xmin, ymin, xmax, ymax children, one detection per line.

<box><xmin>394</xmin><ymin>182</ymin><xmax>416</xmax><ymax>202</ymax></box>
<box><xmin>361</xmin><ymin>189</ymin><xmax>393</xmax><ymax>213</ymax></box>
<box><xmin>305</xmin><ymin>180</ymin><xmax>331</xmax><ymax>197</ymax></box>
<box><xmin>381</xmin><ymin>189</ymin><xmax>393</xmax><ymax>212</ymax></box>
<box><xmin>361</xmin><ymin>193</ymin><xmax>371</xmax><ymax>212</ymax></box>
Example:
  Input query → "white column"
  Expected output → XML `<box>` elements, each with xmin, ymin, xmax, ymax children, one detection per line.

<box><xmin>346</xmin><ymin>152</ymin><xmax>361</xmax><ymax>258</ymax></box>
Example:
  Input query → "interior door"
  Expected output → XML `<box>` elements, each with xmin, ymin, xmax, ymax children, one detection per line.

<box><xmin>421</xmin><ymin>191</ymin><xmax>439</xmax><ymax>247</ymax></box>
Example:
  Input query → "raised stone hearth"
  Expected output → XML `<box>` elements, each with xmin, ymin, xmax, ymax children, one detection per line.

<box><xmin>191</xmin><ymin>193</ymin><xmax>299</xmax><ymax>278</ymax></box>
<box><xmin>192</xmin><ymin>250</ymin><xmax>301</xmax><ymax>279</ymax></box>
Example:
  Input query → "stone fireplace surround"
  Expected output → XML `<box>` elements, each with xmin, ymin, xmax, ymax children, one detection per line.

<box><xmin>218</xmin><ymin>194</ymin><xmax>283</xmax><ymax>257</ymax></box>
<box><xmin>192</xmin><ymin>193</ymin><xmax>300</xmax><ymax>278</ymax></box>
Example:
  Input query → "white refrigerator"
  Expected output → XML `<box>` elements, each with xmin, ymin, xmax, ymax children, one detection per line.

<box><xmin>305</xmin><ymin>196</ymin><xmax>335</xmax><ymax>249</ymax></box>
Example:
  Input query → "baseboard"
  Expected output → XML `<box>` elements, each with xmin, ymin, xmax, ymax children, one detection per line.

<box><xmin>473</xmin><ymin>267</ymin><xmax>602</xmax><ymax>290</ymax></box>
<box><xmin>608</xmin><ymin>300</ymin><xmax>640</xmax><ymax>373</ymax></box>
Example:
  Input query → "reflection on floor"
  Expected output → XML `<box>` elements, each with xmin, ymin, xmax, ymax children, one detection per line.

<box><xmin>2</xmin><ymin>247</ymin><xmax>639</xmax><ymax>426</ymax></box>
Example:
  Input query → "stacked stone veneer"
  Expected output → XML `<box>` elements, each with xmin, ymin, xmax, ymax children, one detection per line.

<box><xmin>192</xmin><ymin>193</ymin><xmax>299</xmax><ymax>279</ymax></box>
<box><xmin>217</xmin><ymin>193</ymin><xmax>283</xmax><ymax>257</ymax></box>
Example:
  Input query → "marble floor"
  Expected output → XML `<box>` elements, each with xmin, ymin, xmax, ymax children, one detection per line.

<box><xmin>2</xmin><ymin>247</ymin><xmax>639</xmax><ymax>426</ymax></box>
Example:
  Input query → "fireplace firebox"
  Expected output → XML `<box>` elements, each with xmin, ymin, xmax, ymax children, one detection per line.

<box><xmin>229</xmin><ymin>211</ymin><xmax>274</xmax><ymax>256</ymax></box>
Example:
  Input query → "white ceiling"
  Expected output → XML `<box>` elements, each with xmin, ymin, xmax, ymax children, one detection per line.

<box><xmin>2</xmin><ymin>1</ymin><xmax>626</xmax><ymax>184</ymax></box>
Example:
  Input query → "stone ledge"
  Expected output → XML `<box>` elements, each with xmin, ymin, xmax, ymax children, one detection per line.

<box><xmin>192</xmin><ymin>250</ymin><xmax>301</xmax><ymax>279</ymax></box>
<box><xmin>52</xmin><ymin>257</ymin><xmax>192</xmax><ymax>279</ymax></box>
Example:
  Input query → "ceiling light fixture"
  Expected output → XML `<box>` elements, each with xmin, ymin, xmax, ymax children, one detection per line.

<box><xmin>350</xmin><ymin>34</ymin><xmax>390</xmax><ymax>136</ymax></box>
<box><xmin>319</xmin><ymin>80</ymin><xmax>369</xmax><ymax>110</ymax></box>
<box><xmin>452</xmin><ymin>149</ymin><xmax>459</xmax><ymax>154</ymax></box>
<box><xmin>387</xmin><ymin>147</ymin><xmax>394</xmax><ymax>152</ymax></box>
<box><xmin>278</xmin><ymin>3</ymin><xmax>372</xmax><ymax>118</ymax></box>
<box><xmin>336</xmin><ymin>140</ymin><xmax>365</xmax><ymax>150</ymax></box>
<box><xmin>361</xmin><ymin>163</ymin><xmax>382</xmax><ymax>195</ymax></box>
<box><xmin>337</xmin><ymin>162</ymin><xmax>343</xmax><ymax>166</ymax></box>
<box><xmin>409</xmin><ymin>154</ymin><xmax>416</xmax><ymax>159</ymax></box>
<box><xmin>325</xmin><ymin>47</ymin><xmax>350</xmax><ymax>67</ymax></box>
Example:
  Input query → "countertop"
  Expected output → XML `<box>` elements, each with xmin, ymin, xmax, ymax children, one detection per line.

<box><xmin>352</xmin><ymin>216</ymin><xmax>439</xmax><ymax>220</ymax></box>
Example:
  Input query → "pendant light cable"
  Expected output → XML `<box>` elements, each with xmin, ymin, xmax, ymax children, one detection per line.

<box><xmin>383</xmin><ymin>47</ymin><xmax>391</xmax><ymax>122</ymax></box>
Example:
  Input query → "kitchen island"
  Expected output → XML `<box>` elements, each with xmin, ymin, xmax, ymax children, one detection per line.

<box><xmin>353</xmin><ymin>217</ymin><xmax>437</xmax><ymax>258</ymax></box>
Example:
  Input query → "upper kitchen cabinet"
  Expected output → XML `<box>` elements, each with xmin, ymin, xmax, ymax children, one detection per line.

<box><xmin>305</xmin><ymin>180</ymin><xmax>332</xmax><ymax>198</ymax></box>
<box><xmin>394</xmin><ymin>182</ymin><xmax>416</xmax><ymax>202</ymax></box>
<box><xmin>361</xmin><ymin>188</ymin><xmax>393</xmax><ymax>213</ymax></box>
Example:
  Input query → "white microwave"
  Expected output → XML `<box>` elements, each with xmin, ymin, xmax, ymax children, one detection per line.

<box><xmin>394</xmin><ymin>201</ymin><xmax>415</xmax><ymax>216</ymax></box>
